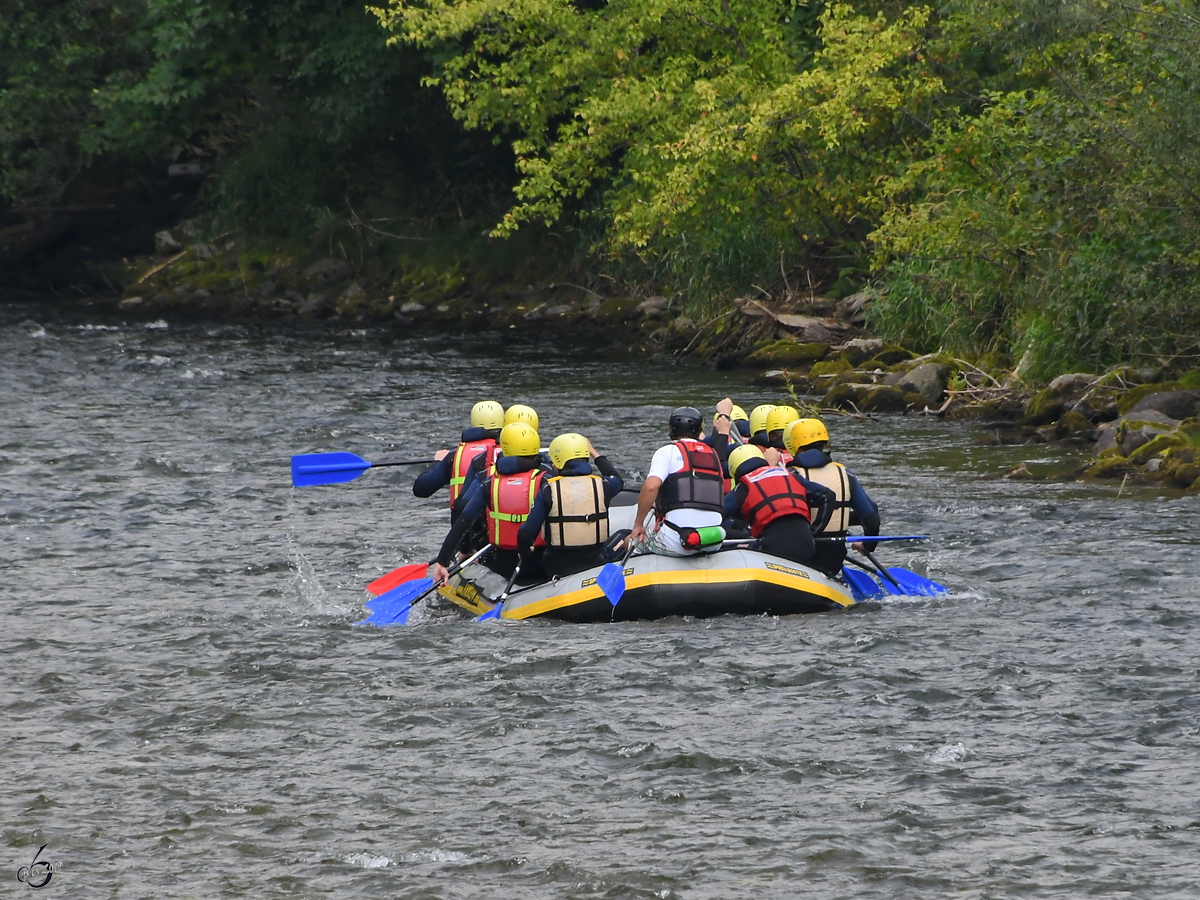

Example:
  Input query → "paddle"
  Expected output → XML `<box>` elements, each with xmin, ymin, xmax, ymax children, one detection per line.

<box><xmin>841</xmin><ymin>566</ymin><xmax>884</xmax><ymax>601</ymax></box>
<box><xmin>814</xmin><ymin>535</ymin><xmax>928</xmax><ymax>543</ymax></box>
<box><xmin>476</xmin><ymin>563</ymin><xmax>521</xmax><ymax>622</ymax></box>
<box><xmin>357</xmin><ymin>545</ymin><xmax>490</xmax><ymax>626</ymax></box>
<box><xmin>596</xmin><ymin>540</ymin><xmax>637</xmax><ymax>606</ymax></box>
<box><xmin>291</xmin><ymin>451</ymin><xmax>437</xmax><ymax>487</ymax></box>
<box><xmin>845</xmin><ymin>555</ymin><xmax>947</xmax><ymax>597</ymax></box>
<box><xmin>366</xmin><ymin>562</ymin><xmax>431</xmax><ymax>597</ymax></box>
<box><xmin>862</xmin><ymin>549</ymin><xmax>904</xmax><ymax>592</ymax></box>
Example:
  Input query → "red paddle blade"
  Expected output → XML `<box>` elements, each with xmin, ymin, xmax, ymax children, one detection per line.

<box><xmin>366</xmin><ymin>563</ymin><xmax>429</xmax><ymax>597</ymax></box>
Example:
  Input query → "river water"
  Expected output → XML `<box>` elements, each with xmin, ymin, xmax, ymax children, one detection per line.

<box><xmin>3</xmin><ymin>302</ymin><xmax>1198</xmax><ymax>898</ymax></box>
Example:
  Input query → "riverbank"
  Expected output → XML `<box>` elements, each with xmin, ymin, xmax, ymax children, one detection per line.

<box><xmin>11</xmin><ymin>231</ymin><xmax>1200</xmax><ymax>494</ymax></box>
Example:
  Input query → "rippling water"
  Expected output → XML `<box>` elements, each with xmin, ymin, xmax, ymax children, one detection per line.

<box><xmin>3</xmin><ymin>303</ymin><xmax>1199</xmax><ymax>898</ymax></box>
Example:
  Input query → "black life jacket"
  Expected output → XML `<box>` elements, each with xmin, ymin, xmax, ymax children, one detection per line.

<box><xmin>656</xmin><ymin>438</ymin><xmax>725</xmax><ymax>516</ymax></box>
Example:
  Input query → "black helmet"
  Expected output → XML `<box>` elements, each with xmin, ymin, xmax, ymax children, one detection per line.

<box><xmin>668</xmin><ymin>406</ymin><xmax>703</xmax><ymax>439</ymax></box>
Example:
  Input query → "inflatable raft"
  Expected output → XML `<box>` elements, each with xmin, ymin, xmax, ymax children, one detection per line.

<box><xmin>435</xmin><ymin>547</ymin><xmax>854</xmax><ymax>622</ymax></box>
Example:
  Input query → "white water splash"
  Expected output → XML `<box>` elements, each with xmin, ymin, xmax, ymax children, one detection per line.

<box><xmin>287</xmin><ymin>540</ymin><xmax>351</xmax><ymax>617</ymax></box>
<box><xmin>145</xmin><ymin>319</ymin><xmax>170</xmax><ymax>330</ymax></box>
<box><xmin>405</xmin><ymin>849</ymin><xmax>469</xmax><ymax>863</ymax></box>
<box><xmin>345</xmin><ymin>852</ymin><xmax>393</xmax><ymax>869</ymax></box>
<box><xmin>929</xmin><ymin>741</ymin><xmax>971</xmax><ymax>764</ymax></box>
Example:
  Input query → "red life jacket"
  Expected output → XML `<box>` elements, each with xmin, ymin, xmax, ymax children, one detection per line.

<box><xmin>656</xmin><ymin>438</ymin><xmax>725</xmax><ymax>516</ymax></box>
<box><xmin>487</xmin><ymin>468</ymin><xmax>545</xmax><ymax>550</ymax></box>
<box><xmin>449</xmin><ymin>438</ymin><xmax>498</xmax><ymax>507</ymax></box>
<box><xmin>739</xmin><ymin>465</ymin><xmax>811</xmax><ymax>537</ymax></box>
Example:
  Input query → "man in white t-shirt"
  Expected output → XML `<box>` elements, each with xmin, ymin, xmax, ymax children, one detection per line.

<box><xmin>630</xmin><ymin>400</ymin><xmax>732</xmax><ymax>555</ymax></box>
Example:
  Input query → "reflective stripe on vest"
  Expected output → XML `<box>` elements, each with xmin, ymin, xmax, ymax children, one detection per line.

<box><xmin>656</xmin><ymin>438</ymin><xmax>725</xmax><ymax>515</ymax></box>
<box><xmin>795</xmin><ymin>461</ymin><xmax>851</xmax><ymax>533</ymax></box>
<box><xmin>487</xmin><ymin>469</ymin><xmax>544</xmax><ymax>550</ymax></box>
<box><xmin>544</xmin><ymin>474</ymin><xmax>609</xmax><ymax>548</ymax></box>
<box><xmin>739</xmin><ymin>466</ymin><xmax>810</xmax><ymax>538</ymax></box>
<box><xmin>449</xmin><ymin>439</ymin><xmax>497</xmax><ymax>507</ymax></box>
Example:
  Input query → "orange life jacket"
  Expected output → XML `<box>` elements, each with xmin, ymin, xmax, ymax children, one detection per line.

<box><xmin>487</xmin><ymin>468</ymin><xmax>545</xmax><ymax>550</ymax></box>
<box><xmin>449</xmin><ymin>439</ymin><xmax>498</xmax><ymax>507</ymax></box>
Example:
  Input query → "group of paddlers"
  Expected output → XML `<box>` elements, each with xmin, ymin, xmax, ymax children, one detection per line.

<box><xmin>414</xmin><ymin>399</ymin><xmax>880</xmax><ymax>589</ymax></box>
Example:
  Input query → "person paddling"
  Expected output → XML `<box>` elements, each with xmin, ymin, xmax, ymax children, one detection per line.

<box><xmin>630</xmin><ymin>406</ymin><xmax>727</xmax><ymax>556</ymax></box>
<box><xmin>784</xmin><ymin>417</ymin><xmax>880</xmax><ymax>577</ymax></box>
<box><xmin>454</xmin><ymin>403</ymin><xmax>543</xmax><ymax>504</ymax></box>
<box><xmin>518</xmin><ymin>433</ymin><xmax>623</xmax><ymax>578</ymax></box>
<box><xmin>431</xmin><ymin>421</ymin><xmax>548</xmax><ymax>586</ymax></box>
<box><xmin>748</xmin><ymin>404</ymin><xmax>775</xmax><ymax>448</ymax></box>
<box><xmin>763</xmin><ymin>405</ymin><xmax>800</xmax><ymax>466</ymax></box>
<box><xmin>412</xmin><ymin>400</ymin><xmax>504</xmax><ymax>519</ymax></box>
<box><xmin>722</xmin><ymin>445</ymin><xmax>825</xmax><ymax>565</ymax></box>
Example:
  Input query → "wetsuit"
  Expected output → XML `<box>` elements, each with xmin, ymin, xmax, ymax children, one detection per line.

<box><xmin>723</xmin><ymin>461</ymin><xmax>834</xmax><ymax>565</ymax></box>
<box><xmin>788</xmin><ymin>447</ymin><xmax>879</xmax><ymax>576</ymax></box>
<box><xmin>435</xmin><ymin>455</ymin><xmax>549</xmax><ymax>582</ymax></box>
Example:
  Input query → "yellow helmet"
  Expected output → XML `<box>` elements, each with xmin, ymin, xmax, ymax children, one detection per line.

<box><xmin>765</xmin><ymin>405</ymin><xmax>800</xmax><ymax>436</ymax></box>
<box><xmin>470</xmin><ymin>400</ymin><xmax>505</xmax><ymax>430</ymax></box>
<box><xmin>713</xmin><ymin>404</ymin><xmax>750</xmax><ymax>431</ymax></box>
<box><xmin>548</xmin><ymin>433</ymin><xmax>590</xmax><ymax>470</ymax></box>
<box><xmin>785</xmin><ymin>417</ymin><xmax>830</xmax><ymax>455</ymax></box>
<box><xmin>728</xmin><ymin>444</ymin><xmax>767</xmax><ymax>475</ymax></box>
<box><xmin>749</xmin><ymin>404</ymin><xmax>775</xmax><ymax>437</ymax></box>
<box><xmin>499</xmin><ymin>422</ymin><xmax>540</xmax><ymax>457</ymax></box>
<box><xmin>504</xmin><ymin>404</ymin><xmax>539</xmax><ymax>431</ymax></box>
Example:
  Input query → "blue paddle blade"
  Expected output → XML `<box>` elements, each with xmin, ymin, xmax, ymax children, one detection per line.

<box><xmin>476</xmin><ymin>604</ymin><xmax>501</xmax><ymax>622</ymax></box>
<box><xmin>842</xmin><ymin>567</ymin><xmax>883</xmax><ymax>601</ymax></box>
<box><xmin>291</xmin><ymin>451</ymin><xmax>370</xmax><ymax>487</ymax></box>
<box><xmin>887</xmin><ymin>567</ymin><xmax>949</xmax><ymax>596</ymax></box>
<box><xmin>596</xmin><ymin>562</ymin><xmax>625</xmax><ymax>606</ymax></box>
<box><xmin>356</xmin><ymin>578</ymin><xmax>432</xmax><ymax>626</ymax></box>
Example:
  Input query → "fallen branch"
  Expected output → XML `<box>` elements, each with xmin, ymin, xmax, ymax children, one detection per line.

<box><xmin>135</xmin><ymin>250</ymin><xmax>187</xmax><ymax>284</ymax></box>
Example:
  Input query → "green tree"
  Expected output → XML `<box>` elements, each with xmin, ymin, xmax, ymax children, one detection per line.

<box><xmin>376</xmin><ymin>0</ymin><xmax>941</xmax><ymax>297</ymax></box>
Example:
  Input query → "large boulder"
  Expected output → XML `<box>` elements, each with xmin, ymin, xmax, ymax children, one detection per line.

<box><xmin>885</xmin><ymin>362</ymin><xmax>950</xmax><ymax>406</ymax></box>
<box><xmin>745</xmin><ymin>340</ymin><xmax>830</xmax><ymax>367</ymax></box>
<box><xmin>1127</xmin><ymin>389</ymin><xmax>1200</xmax><ymax>421</ymax></box>
<box><xmin>1094</xmin><ymin>410</ymin><xmax>1180</xmax><ymax>453</ymax></box>
<box><xmin>304</xmin><ymin>257</ymin><xmax>352</xmax><ymax>285</ymax></box>
<box><xmin>1023</xmin><ymin>373</ymin><xmax>1100</xmax><ymax>426</ymax></box>
<box><xmin>839</xmin><ymin>338</ymin><xmax>884</xmax><ymax>366</ymax></box>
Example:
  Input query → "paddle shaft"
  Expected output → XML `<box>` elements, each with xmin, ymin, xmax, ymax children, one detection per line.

<box><xmin>814</xmin><ymin>535</ymin><xmax>927</xmax><ymax>543</ymax></box>
<box><xmin>863</xmin><ymin>549</ymin><xmax>902</xmax><ymax>590</ymax></box>
<box><xmin>406</xmin><ymin>545</ymin><xmax>491</xmax><ymax>613</ymax></box>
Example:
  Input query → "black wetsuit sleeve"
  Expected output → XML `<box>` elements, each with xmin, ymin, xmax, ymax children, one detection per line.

<box><xmin>412</xmin><ymin>456</ymin><xmax>453</xmax><ymax>498</ymax></box>
<box><xmin>518</xmin><ymin>487</ymin><xmax>550</xmax><ymax>554</ymax></box>
<box><xmin>437</xmin><ymin>483</ymin><xmax>487</xmax><ymax>566</ymax></box>
<box><xmin>595</xmin><ymin>455</ymin><xmax>623</xmax><ymax>498</ymax></box>
<box><xmin>847</xmin><ymin>473</ymin><xmax>880</xmax><ymax>552</ymax></box>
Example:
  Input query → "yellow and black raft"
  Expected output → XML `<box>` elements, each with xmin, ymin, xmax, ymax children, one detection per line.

<box><xmin>436</xmin><ymin>547</ymin><xmax>855</xmax><ymax>623</ymax></box>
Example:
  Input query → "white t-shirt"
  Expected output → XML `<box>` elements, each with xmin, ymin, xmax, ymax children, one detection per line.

<box><xmin>647</xmin><ymin>442</ymin><xmax>723</xmax><ymax>530</ymax></box>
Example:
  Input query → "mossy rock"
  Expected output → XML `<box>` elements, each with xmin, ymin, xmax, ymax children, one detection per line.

<box><xmin>1082</xmin><ymin>456</ymin><xmax>1133</xmax><ymax>479</ymax></box>
<box><xmin>1178</xmin><ymin>369</ymin><xmax>1200</xmax><ymax>388</ymax></box>
<box><xmin>827</xmin><ymin>372</ymin><xmax>875</xmax><ymax>388</ymax></box>
<box><xmin>1162</xmin><ymin>459</ymin><xmax>1200</xmax><ymax>487</ymax></box>
<box><xmin>1127</xmin><ymin>433</ymin><xmax>1184</xmax><ymax>467</ymax></box>
<box><xmin>745</xmin><ymin>340</ymin><xmax>830</xmax><ymax>367</ymax></box>
<box><xmin>859</xmin><ymin>385</ymin><xmax>910</xmax><ymax>413</ymax></box>
<box><xmin>810</xmin><ymin>358</ymin><xmax>853</xmax><ymax>379</ymax></box>
<box><xmin>1096</xmin><ymin>445</ymin><xmax>1123</xmax><ymax>459</ymax></box>
<box><xmin>1053</xmin><ymin>411</ymin><xmax>1094</xmax><ymax>440</ymax></box>
<box><xmin>823</xmin><ymin>383</ymin><xmax>870</xmax><ymax>410</ymax></box>
<box><xmin>1024</xmin><ymin>388</ymin><xmax>1068</xmax><ymax>426</ymax></box>
<box><xmin>873</xmin><ymin>345</ymin><xmax>917</xmax><ymax>366</ymax></box>
<box><xmin>1116</xmin><ymin>381</ymin><xmax>1185</xmax><ymax>415</ymax></box>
